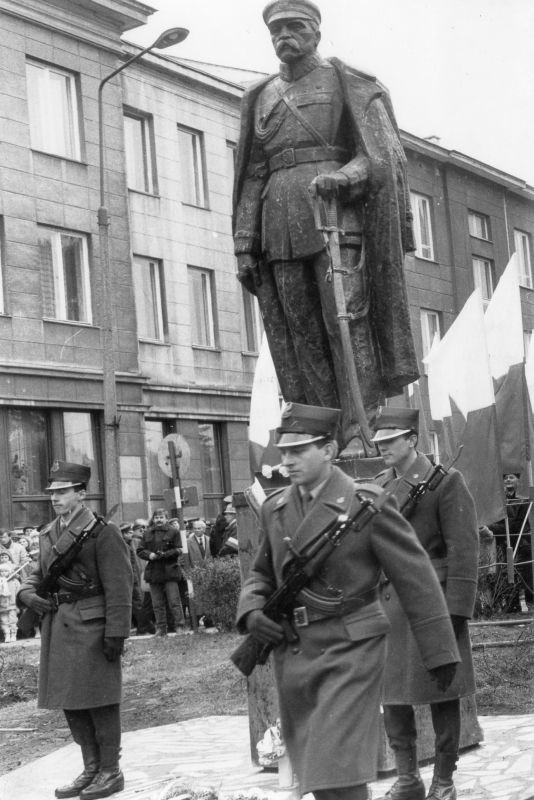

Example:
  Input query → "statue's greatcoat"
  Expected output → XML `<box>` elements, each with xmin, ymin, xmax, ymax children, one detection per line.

<box><xmin>233</xmin><ymin>57</ymin><xmax>418</xmax><ymax>414</ymax></box>
<box><xmin>237</xmin><ymin>466</ymin><xmax>459</xmax><ymax>793</ymax></box>
<box><xmin>375</xmin><ymin>452</ymin><xmax>479</xmax><ymax>703</ymax></box>
<box><xmin>19</xmin><ymin>506</ymin><xmax>133</xmax><ymax>710</ymax></box>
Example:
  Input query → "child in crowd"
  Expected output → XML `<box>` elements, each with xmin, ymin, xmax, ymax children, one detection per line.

<box><xmin>0</xmin><ymin>557</ymin><xmax>20</xmax><ymax>643</ymax></box>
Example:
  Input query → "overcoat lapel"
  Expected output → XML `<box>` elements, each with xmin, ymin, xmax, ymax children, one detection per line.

<box><xmin>276</xmin><ymin>469</ymin><xmax>355</xmax><ymax>571</ymax></box>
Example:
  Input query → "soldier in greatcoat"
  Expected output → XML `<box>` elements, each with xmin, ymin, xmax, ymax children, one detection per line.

<box><xmin>233</xmin><ymin>0</ymin><xmax>419</xmax><ymax>455</ymax></box>
<box><xmin>18</xmin><ymin>461</ymin><xmax>133</xmax><ymax>800</ymax></box>
<box><xmin>237</xmin><ymin>403</ymin><xmax>460</xmax><ymax>800</ymax></box>
<box><xmin>372</xmin><ymin>408</ymin><xmax>479</xmax><ymax>800</ymax></box>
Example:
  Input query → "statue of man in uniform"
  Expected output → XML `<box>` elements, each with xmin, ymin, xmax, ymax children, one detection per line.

<box><xmin>233</xmin><ymin>0</ymin><xmax>418</xmax><ymax>455</ymax></box>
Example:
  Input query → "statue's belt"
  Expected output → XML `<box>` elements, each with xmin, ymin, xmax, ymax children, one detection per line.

<box><xmin>292</xmin><ymin>585</ymin><xmax>379</xmax><ymax>627</ymax></box>
<box><xmin>268</xmin><ymin>145</ymin><xmax>349</xmax><ymax>173</ymax></box>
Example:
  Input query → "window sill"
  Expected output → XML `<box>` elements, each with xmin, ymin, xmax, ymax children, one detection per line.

<box><xmin>469</xmin><ymin>234</ymin><xmax>493</xmax><ymax>244</ymax></box>
<box><xmin>43</xmin><ymin>317</ymin><xmax>98</xmax><ymax>330</ymax></box>
<box><xmin>182</xmin><ymin>202</ymin><xmax>211</xmax><ymax>211</ymax></box>
<box><xmin>413</xmin><ymin>254</ymin><xmax>438</xmax><ymax>265</ymax></box>
<box><xmin>31</xmin><ymin>149</ymin><xmax>87</xmax><ymax>167</ymax></box>
<box><xmin>191</xmin><ymin>344</ymin><xmax>221</xmax><ymax>353</ymax></box>
<box><xmin>241</xmin><ymin>350</ymin><xmax>259</xmax><ymax>357</ymax></box>
<box><xmin>519</xmin><ymin>282</ymin><xmax>534</xmax><ymax>291</ymax></box>
<box><xmin>128</xmin><ymin>189</ymin><xmax>160</xmax><ymax>199</ymax></box>
<box><xmin>139</xmin><ymin>338</ymin><xmax>170</xmax><ymax>346</ymax></box>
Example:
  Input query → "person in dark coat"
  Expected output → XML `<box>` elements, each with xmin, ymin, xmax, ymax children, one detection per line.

<box><xmin>136</xmin><ymin>508</ymin><xmax>186</xmax><ymax>636</ymax></box>
<box><xmin>488</xmin><ymin>472</ymin><xmax>532</xmax><ymax>611</ymax></box>
<box><xmin>232</xmin><ymin>0</ymin><xmax>418</xmax><ymax>455</ymax></box>
<box><xmin>209</xmin><ymin>495</ymin><xmax>233</xmax><ymax>556</ymax></box>
<box><xmin>17</xmin><ymin>461</ymin><xmax>133</xmax><ymax>800</ymax></box>
<box><xmin>372</xmin><ymin>408</ymin><xmax>479</xmax><ymax>800</ymax></box>
<box><xmin>237</xmin><ymin>403</ymin><xmax>460</xmax><ymax>800</ymax></box>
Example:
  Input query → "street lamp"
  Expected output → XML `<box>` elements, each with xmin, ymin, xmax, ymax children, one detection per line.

<box><xmin>97</xmin><ymin>27</ymin><xmax>189</xmax><ymax>511</ymax></box>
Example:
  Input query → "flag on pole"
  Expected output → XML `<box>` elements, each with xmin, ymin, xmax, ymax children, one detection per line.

<box><xmin>484</xmin><ymin>253</ymin><xmax>532</xmax><ymax>476</ymax></box>
<box><xmin>424</xmin><ymin>289</ymin><xmax>504</xmax><ymax>525</ymax></box>
<box><xmin>248</xmin><ymin>333</ymin><xmax>282</xmax><ymax>475</ymax></box>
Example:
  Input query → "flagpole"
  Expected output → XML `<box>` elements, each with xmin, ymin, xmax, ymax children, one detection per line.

<box><xmin>520</xmin><ymin>360</ymin><xmax>534</xmax><ymax>597</ymax></box>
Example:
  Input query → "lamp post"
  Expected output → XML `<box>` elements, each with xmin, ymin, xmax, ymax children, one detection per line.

<box><xmin>97</xmin><ymin>28</ymin><xmax>189</xmax><ymax>511</ymax></box>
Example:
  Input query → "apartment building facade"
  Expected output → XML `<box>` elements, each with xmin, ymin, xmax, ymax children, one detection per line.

<box><xmin>0</xmin><ymin>0</ymin><xmax>533</xmax><ymax>528</ymax></box>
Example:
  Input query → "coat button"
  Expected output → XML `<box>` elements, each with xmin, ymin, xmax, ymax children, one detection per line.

<box><xmin>384</xmin><ymin>593</ymin><xmax>390</xmax><ymax>601</ymax></box>
<box><xmin>292</xmin><ymin>647</ymin><xmax>300</xmax><ymax>654</ymax></box>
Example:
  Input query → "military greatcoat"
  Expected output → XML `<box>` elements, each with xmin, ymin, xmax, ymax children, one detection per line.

<box><xmin>18</xmin><ymin>506</ymin><xmax>133</xmax><ymax>710</ymax></box>
<box><xmin>375</xmin><ymin>452</ymin><xmax>479</xmax><ymax>704</ymax></box>
<box><xmin>237</xmin><ymin>466</ymin><xmax>459</xmax><ymax>794</ymax></box>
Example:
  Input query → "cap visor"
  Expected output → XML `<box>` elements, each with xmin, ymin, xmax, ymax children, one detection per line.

<box><xmin>371</xmin><ymin>428</ymin><xmax>412</xmax><ymax>443</ymax></box>
<box><xmin>276</xmin><ymin>432</ymin><xmax>328</xmax><ymax>448</ymax></box>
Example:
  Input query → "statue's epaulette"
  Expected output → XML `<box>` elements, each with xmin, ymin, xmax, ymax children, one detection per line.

<box><xmin>328</xmin><ymin>56</ymin><xmax>377</xmax><ymax>84</ymax></box>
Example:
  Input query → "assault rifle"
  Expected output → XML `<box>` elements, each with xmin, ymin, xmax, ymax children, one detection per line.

<box><xmin>399</xmin><ymin>447</ymin><xmax>463</xmax><ymax>521</ymax></box>
<box><xmin>230</xmin><ymin>488</ymin><xmax>387</xmax><ymax>676</ymax></box>
<box><xmin>17</xmin><ymin>506</ymin><xmax>117</xmax><ymax>634</ymax></box>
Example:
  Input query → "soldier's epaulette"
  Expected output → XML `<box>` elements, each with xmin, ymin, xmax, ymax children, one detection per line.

<box><xmin>372</xmin><ymin>469</ymin><xmax>388</xmax><ymax>481</ymax></box>
<box><xmin>39</xmin><ymin>521</ymin><xmax>54</xmax><ymax>536</ymax></box>
<box><xmin>353</xmin><ymin>481</ymin><xmax>383</xmax><ymax>499</ymax></box>
<box><xmin>263</xmin><ymin>485</ymin><xmax>288</xmax><ymax>508</ymax></box>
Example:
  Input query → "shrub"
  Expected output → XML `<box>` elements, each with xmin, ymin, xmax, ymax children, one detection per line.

<box><xmin>189</xmin><ymin>557</ymin><xmax>241</xmax><ymax>631</ymax></box>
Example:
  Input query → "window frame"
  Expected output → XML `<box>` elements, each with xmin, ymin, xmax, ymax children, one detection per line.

<box><xmin>420</xmin><ymin>308</ymin><xmax>441</xmax><ymax>371</ymax></box>
<box><xmin>514</xmin><ymin>229</ymin><xmax>533</xmax><ymax>289</ymax></box>
<box><xmin>188</xmin><ymin>266</ymin><xmax>218</xmax><ymax>349</ymax></box>
<box><xmin>468</xmin><ymin>211</ymin><xmax>491</xmax><ymax>241</ymax></box>
<box><xmin>472</xmin><ymin>256</ymin><xmax>495</xmax><ymax>308</ymax></box>
<box><xmin>410</xmin><ymin>192</ymin><xmax>435</xmax><ymax>261</ymax></box>
<box><xmin>241</xmin><ymin>287</ymin><xmax>263</xmax><ymax>353</ymax></box>
<box><xmin>123</xmin><ymin>108</ymin><xmax>157</xmax><ymax>195</ymax></box>
<box><xmin>132</xmin><ymin>255</ymin><xmax>167</xmax><ymax>342</ymax></box>
<box><xmin>177</xmin><ymin>124</ymin><xmax>209</xmax><ymax>208</ymax></box>
<box><xmin>26</xmin><ymin>58</ymin><xmax>82</xmax><ymax>161</ymax></box>
<box><xmin>39</xmin><ymin>226</ymin><xmax>93</xmax><ymax>324</ymax></box>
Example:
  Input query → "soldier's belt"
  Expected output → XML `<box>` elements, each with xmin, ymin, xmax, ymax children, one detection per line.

<box><xmin>292</xmin><ymin>586</ymin><xmax>378</xmax><ymax>627</ymax></box>
<box><xmin>55</xmin><ymin>586</ymin><xmax>104</xmax><ymax>606</ymax></box>
<box><xmin>268</xmin><ymin>145</ymin><xmax>350</xmax><ymax>173</ymax></box>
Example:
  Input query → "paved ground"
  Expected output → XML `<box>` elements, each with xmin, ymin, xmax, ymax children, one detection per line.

<box><xmin>1</xmin><ymin>713</ymin><xmax>533</xmax><ymax>800</ymax></box>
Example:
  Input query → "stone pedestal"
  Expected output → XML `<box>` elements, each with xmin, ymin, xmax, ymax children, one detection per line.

<box><xmin>233</xmin><ymin>470</ymin><xmax>483</xmax><ymax>773</ymax></box>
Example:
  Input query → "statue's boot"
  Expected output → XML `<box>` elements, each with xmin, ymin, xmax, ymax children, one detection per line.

<box><xmin>425</xmin><ymin>752</ymin><xmax>457</xmax><ymax>800</ymax></box>
<box><xmin>55</xmin><ymin>744</ymin><xmax>99</xmax><ymax>798</ymax></box>
<box><xmin>80</xmin><ymin>746</ymin><xmax>124</xmax><ymax>799</ymax></box>
<box><xmin>379</xmin><ymin>747</ymin><xmax>425</xmax><ymax>800</ymax></box>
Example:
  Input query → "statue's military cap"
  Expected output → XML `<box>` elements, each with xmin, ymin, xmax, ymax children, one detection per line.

<box><xmin>371</xmin><ymin>407</ymin><xmax>419</xmax><ymax>443</ymax></box>
<box><xmin>275</xmin><ymin>402</ymin><xmax>340</xmax><ymax>448</ymax></box>
<box><xmin>263</xmin><ymin>0</ymin><xmax>321</xmax><ymax>26</ymax></box>
<box><xmin>44</xmin><ymin>460</ymin><xmax>91</xmax><ymax>491</ymax></box>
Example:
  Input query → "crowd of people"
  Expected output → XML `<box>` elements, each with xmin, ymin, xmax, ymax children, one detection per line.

<box><xmin>0</xmin><ymin>497</ymin><xmax>239</xmax><ymax>645</ymax></box>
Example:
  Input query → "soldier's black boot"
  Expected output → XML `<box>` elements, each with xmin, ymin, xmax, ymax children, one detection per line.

<box><xmin>426</xmin><ymin>752</ymin><xmax>457</xmax><ymax>800</ymax></box>
<box><xmin>55</xmin><ymin>744</ymin><xmax>100</xmax><ymax>798</ymax></box>
<box><xmin>380</xmin><ymin>747</ymin><xmax>425</xmax><ymax>800</ymax></box>
<box><xmin>79</xmin><ymin>746</ymin><xmax>124</xmax><ymax>799</ymax></box>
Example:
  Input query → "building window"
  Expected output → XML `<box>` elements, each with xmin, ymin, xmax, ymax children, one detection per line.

<box><xmin>38</xmin><ymin>228</ymin><xmax>92</xmax><ymax>323</ymax></box>
<box><xmin>188</xmin><ymin>266</ymin><xmax>217</xmax><ymax>347</ymax></box>
<box><xmin>411</xmin><ymin>192</ymin><xmax>434</xmax><ymax>260</ymax></box>
<box><xmin>514</xmin><ymin>229</ymin><xmax>533</xmax><ymax>289</ymax></box>
<box><xmin>132</xmin><ymin>256</ymin><xmax>166</xmax><ymax>341</ymax></box>
<box><xmin>242</xmin><ymin>288</ymin><xmax>263</xmax><ymax>353</ymax></box>
<box><xmin>468</xmin><ymin>211</ymin><xmax>490</xmax><ymax>241</ymax></box>
<box><xmin>144</xmin><ymin>419</ymin><xmax>172</xmax><ymax>501</ymax></box>
<box><xmin>26</xmin><ymin>59</ymin><xmax>81</xmax><ymax>160</ymax></box>
<box><xmin>177</xmin><ymin>125</ymin><xmax>208</xmax><ymax>207</ymax></box>
<box><xmin>420</xmin><ymin>309</ymin><xmax>441</xmax><ymax>370</ymax></box>
<box><xmin>197</xmin><ymin>422</ymin><xmax>226</xmax><ymax>519</ymax></box>
<box><xmin>226</xmin><ymin>140</ymin><xmax>236</xmax><ymax>214</ymax></box>
<box><xmin>123</xmin><ymin>110</ymin><xmax>156</xmax><ymax>194</ymax></box>
<box><xmin>473</xmin><ymin>256</ymin><xmax>495</xmax><ymax>307</ymax></box>
<box><xmin>524</xmin><ymin>330</ymin><xmax>532</xmax><ymax>359</ymax></box>
<box><xmin>429</xmin><ymin>432</ymin><xmax>440</xmax><ymax>464</ymax></box>
<box><xmin>3</xmin><ymin>407</ymin><xmax>103</xmax><ymax>528</ymax></box>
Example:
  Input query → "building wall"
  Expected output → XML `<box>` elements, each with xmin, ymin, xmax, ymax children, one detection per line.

<box><xmin>1</xmin><ymin>1</ymin><xmax>533</xmax><ymax>527</ymax></box>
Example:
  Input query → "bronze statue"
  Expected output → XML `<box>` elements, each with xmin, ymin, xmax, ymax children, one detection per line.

<box><xmin>233</xmin><ymin>0</ymin><xmax>419</xmax><ymax>455</ymax></box>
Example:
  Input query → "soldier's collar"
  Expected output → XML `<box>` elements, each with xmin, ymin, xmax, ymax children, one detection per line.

<box><xmin>279</xmin><ymin>52</ymin><xmax>325</xmax><ymax>82</ymax></box>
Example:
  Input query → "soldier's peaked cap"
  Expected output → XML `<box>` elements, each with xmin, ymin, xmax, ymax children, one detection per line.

<box><xmin>263</xmin><ymin>0</ymin><xmax>321</xmax><ymax>26</ymax></box>
<box><xmin>371</xmin><ymin>407</ymin><xmax>419</xmax><ymax>443</ymax></box>
<box><xmin>44</xmin><ymin>460</ymin><xmax>91</xmax><ymax>492</ymax></box>
<box><xmin>275</xmin><ymin>402</ymin><xmax>340</xmax><ymax>448</ymax></box>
